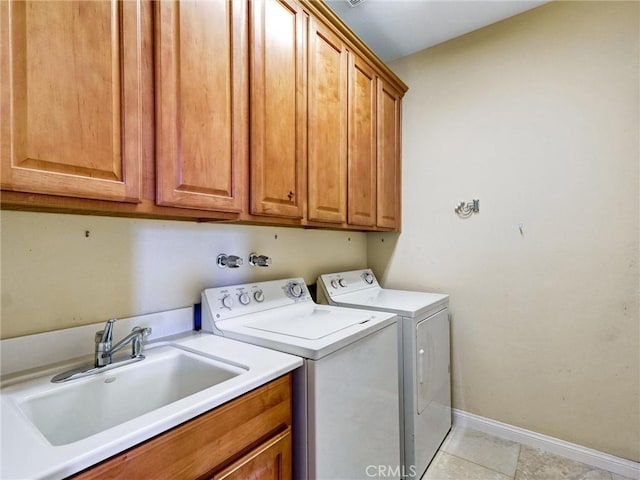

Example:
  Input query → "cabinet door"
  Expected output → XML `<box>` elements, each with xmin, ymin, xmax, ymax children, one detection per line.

<box><xmin>250</xmin><ymin>0</ymin><xmax>307</xmax><ymax>219</ymax></box>
<box><xmin>376</xmin><ymin>78</ymin><xmax>402</xmax><ymax>229</ymax></box>
<box><xmin>307</xmin><ymin>19</ymin><xmax>348</xmax><ymax>224</ymax></box>
<box><xmin>0</xmin><ymin>0</ymin><xmax>142</xmax><ymax>202</ymax></box>
<box><xmin>347</xmin><ymin>54</ymin><xmax>377</xmax><ymax>227</ymax></box>
<box><xmin>155</xmin><ymin>0</ymin><xmax>247</xmax><ymax>212</ymax></box>
<box><xmin>211</xmin><ymin>428</ymin><xmax>292</xmax><ymax>480</ymax></box>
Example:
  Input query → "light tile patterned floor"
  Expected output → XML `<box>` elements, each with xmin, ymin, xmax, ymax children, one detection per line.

<box><xmin>423</xmin><ymin>428</ymin><xmax>635</xmax><ymax>480</ymax></box>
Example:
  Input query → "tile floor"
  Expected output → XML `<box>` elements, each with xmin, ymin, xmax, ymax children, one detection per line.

<box><xmin>423</xmin><ymin>428</ymin><xmax>635</xmax><ymax>480</ymax></box>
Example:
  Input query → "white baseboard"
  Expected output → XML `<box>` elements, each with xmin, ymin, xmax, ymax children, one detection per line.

<box><xmin>452</xmin><ymin>409</ymin><xmax>640</xmax><ymax>480</ymax></box>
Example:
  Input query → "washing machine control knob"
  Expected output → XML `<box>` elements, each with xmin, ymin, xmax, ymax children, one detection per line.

<box><xmin>363</xmin><ymin>272</ymin><xmax>374</xmax><ymax>284</ymax></box>
<box><xmin>288</xmin><ymin>282</ymin><xmax>304</xmax><ymax>298</ymax></box>
<box><xmin>238</xmin><ymin>292</ymin><xmax>251</xmax><ymax>305</ymax></box>
<box><xmin>254</xmin><ymin>289</ymin><xmax>265</xmax><ymax>302</ymax></box>
<box><xmin>330</xmin><ymin>279</ymin><xmax>339</xmax><ymax>289</ymax></box>
<box><xmin>338</xmin><ymin>278</ymin><xmax>347</xmax><ymax>287</ymax></box>
<box><xmin>221</xmin><ymin>294</ymin><xmax>234</xmax><ymax>309</ymax></box>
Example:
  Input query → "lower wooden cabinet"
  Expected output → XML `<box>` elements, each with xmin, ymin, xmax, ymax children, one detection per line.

<box><xmin>72</xmin><ymin>374</ymin><xmax>292</xmax><ymax>480</ymax></box>
<box><xmin>211</xmin><ymin>428</ymin><xmax>291</xmax><ymax>480</ymax></box>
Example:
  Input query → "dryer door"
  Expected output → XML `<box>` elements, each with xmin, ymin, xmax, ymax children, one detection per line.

<box><xmin>414</xmin><ymin>308</ymin><xmax>452</xmax><ymax>479</ymax></box>
<box><xmin>415</xmin><ymin>308</ymin><xmax>450</xmax><ymax>415</ymax></box>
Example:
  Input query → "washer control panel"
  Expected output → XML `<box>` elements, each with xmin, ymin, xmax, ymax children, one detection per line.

<box><xmin>318</xmin><ymin>269</ymin><xmax>380</xmax><ymax>298</ymax></box>
<box><xmin>202</xmin><ymin>278</ymin><xmax>312</xmax><ymax>324</ymax></box>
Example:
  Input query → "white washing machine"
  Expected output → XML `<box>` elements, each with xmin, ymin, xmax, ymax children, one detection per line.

<box><xmin>201</xmin><ymin>278</ymin><xmax>400</xmax><ymax>480</ymax></box>
<box><xmin>317</xmin><ymin>269</ymin><xmax>451</xmax><ymax>479</ymax></box>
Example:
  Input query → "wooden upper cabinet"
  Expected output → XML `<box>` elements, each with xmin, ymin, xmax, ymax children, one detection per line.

<box><xmin>0</xmin><ymin>0</ymin><xmax>143</xmax><ymax>202</ymax></box>
<box><xmin>376</xmin><ymin>78</ymin><xmax>402</xmax><ymax>230</ymax></box>
<box><xmin>307</xmin><ymin>19</ymin><xmax>348</xmax><ymax>224</ymax></box>
<box><xmin>250</xmin><ymin>0</ymin><xmax>307</xmax><ymax>219</ymax></box>
<box><xmin>347</xmin><ymin>54</ymin><xmax>377</xmax><ymax>227</ymax></box>
<box><xmin>155</xmin><ymin>0</ymin><xmax>247</xmax><ymax>212</ymax></box>
<box><xmin>0</xmin><ymin>0</ymin><xmax>407</xmax><ymax>230</ymax></box>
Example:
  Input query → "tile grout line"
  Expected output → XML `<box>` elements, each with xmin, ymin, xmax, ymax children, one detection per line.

<box><xmin>513</xmin><ymin>442</ymin><xmax>523</xmax><ymax>479</ymax></box>
<box><xmin>440</xmin><ymin>427</ymin><xmax>522</xmax><ymax>479</ymax></box>
<box><xmin>440</xmin><ymin>450</ymin><xmax>517</xmax><ymax>479</ymax></box>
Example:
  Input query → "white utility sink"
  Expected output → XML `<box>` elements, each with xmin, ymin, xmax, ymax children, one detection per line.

<box><xmin>1</xmin><ymin>327</ymin><xmax>302</xmax><ymax>480</ymax></box>
<box><xmin>16</xmin><ymin>345</ymin><xmax>247</xmax><ymax>446</ymax></box>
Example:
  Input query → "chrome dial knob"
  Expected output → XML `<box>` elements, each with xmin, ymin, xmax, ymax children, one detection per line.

<box><xmin>254</xmin><ymin>289</ymin><xmax>265</xmax><ymax>302</ymax></box>
<box><xmin>338</xmin><ymin>278</ymin><xmax>346</xmax><ymax>287</ymax></box>
<box><xmin>288</xmin><ymin>282</ymin><xmax>303</xmax><ymax>298</ymax></box>
<box><xmin>363</xmin><ymin>272</ymin><xmax>374</xmax><ymax>284</ymax></box>
<box><xmin>221</xmin><ymin>294</ymin><xmax>234</xmax><ymax>309</ymax></box>
<box><xmin>330</xmin><ymin>279</ymin><xmax>339</xmax><ymax>289</ymax></box>
<box><xmin>239</xmin><ymin>292</ymin><xmax>251</xmax><ymax>305</ymax></box>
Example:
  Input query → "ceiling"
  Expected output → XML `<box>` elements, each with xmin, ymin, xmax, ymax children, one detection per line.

<box><xmin>325</xmin><ymin>0</ymin><xmax>548</xmax><ymax>62</ymax></box>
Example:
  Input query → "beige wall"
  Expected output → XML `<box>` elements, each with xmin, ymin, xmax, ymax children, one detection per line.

<box><xmin>1</xmin><ymin>0</ymin><xmax>638</xmax><ymax>464</ymax></box>
<box><xmin>369</xmin><ymin>1</ymin><xmax>639</xmax><ymax>461</ymax></box>
<box><xmin>0</xmin><ymin>211</ymin><xmax>367</xmax><ymax>338</ymax></box>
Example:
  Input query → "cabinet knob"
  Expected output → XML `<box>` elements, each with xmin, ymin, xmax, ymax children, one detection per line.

<box><xmin>287</xmin><ymin>191</ymin><xmax>295</xmax><ymax>200</ymax></box>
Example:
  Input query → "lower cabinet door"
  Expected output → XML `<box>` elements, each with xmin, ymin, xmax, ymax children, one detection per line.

<box><xmin>211</xmin><ymin>428</ymin><xmax>292</xmax><ymax>480</ymax></box>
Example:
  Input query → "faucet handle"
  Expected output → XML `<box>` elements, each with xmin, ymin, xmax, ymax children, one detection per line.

<box><xmin>98</xmin><ymin>319</ymin><xmax>116</xmax><ymax>343</ymax></box>
<box><xmin>217</xmin><ymin>254</ymin><xmax>243</xmax><ymax>269</ymax></box>
<box><xmin>249</xmin><ymin>253</ymin><xmax>271</xmax><ymax>267</ymax></box>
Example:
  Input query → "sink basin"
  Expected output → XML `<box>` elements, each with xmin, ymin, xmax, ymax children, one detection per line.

<box><xmin>16</xmin><ymin>345</ymin><xmax>247</xmax><ymax>445</ymax></box>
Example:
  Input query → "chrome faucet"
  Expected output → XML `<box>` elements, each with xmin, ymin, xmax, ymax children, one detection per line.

<box><xmin>95</xmin><ymin>319</ymin><xmax>152</xmax><ymax>367</ymax></box>
<box><xmin>52</xmin><ymin>319</ymin><xmax>152</xmax><ymax>383</ymax></box>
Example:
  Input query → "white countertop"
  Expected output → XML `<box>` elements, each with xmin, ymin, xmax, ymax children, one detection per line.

<box><xmin>1</xmin><ymin>328</ymin><xmax>302</xmax><ymax>479</ymax></box>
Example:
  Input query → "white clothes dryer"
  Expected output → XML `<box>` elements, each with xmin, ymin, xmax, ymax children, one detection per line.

<box><xmin>317</xmin><ymin>269</ymin><xmax>451</xmax><ymax>479</ymax></box>
<box><xmin>201</xmin><ymin>277</ymin><xmax>400</xmax><ymax>480</ymax></box>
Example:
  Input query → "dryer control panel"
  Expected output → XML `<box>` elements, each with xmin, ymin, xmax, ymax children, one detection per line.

<box><xmin>318</xmin><ymin>269</ymin><xmax>380</xmax><ymax>298</ymax></box>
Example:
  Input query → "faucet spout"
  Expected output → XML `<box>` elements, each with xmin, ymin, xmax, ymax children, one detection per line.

<box><xmin>54</xmin><ymin>320</ymin><xmax>152</xmax><ymax>383</ymax></box>
<box><xmin>95</xmin><ymin>320</ymin><xmax>152</xmax><ymax>367</ymax></box>
<box><xmin>108</xmin><ymin>326</ymin><xmax>152</xmax><ymax>358</ymax></box>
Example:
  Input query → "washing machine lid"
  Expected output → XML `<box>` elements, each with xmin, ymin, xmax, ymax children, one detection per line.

<box><xmin>213</xmin><ymin>303</ymin><xmax>397</xmax><ymax>360</ymax></box>
<box><xmin>246</xmin><ymin>307</ymin><xmax>367</xmax><ymax>339</ymax></box>
<box><xmin>331</xmin><ymin>288</ymin><xmax>448</xmax><ymax>319</ymax></box>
